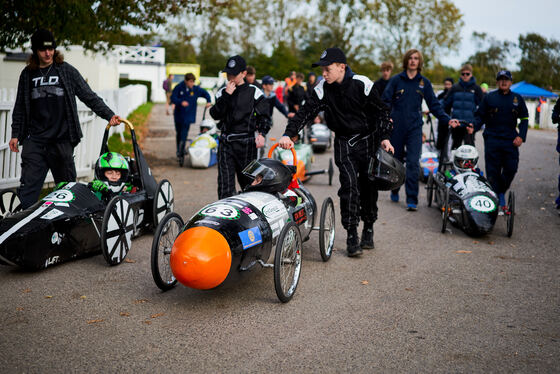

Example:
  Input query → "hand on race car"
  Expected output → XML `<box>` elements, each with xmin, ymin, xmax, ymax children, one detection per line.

<box><xmin>91</xmin><ymin>180</ymin><xmax>109</xmax><ymax>193</ymax></box>
<box><xmin>255</xmin><ymin>134</ymin><xmax>265</xmax><ymax>148</ymax></box>
<box><xmin>279</xmin><ymin>135</ymin><xmax>294</xmax><ymax>149</ymax></box>
<box><xmin>381</xmin><ymin>139</ymin><xmax>395</xmax><ymax>154</ymax></box>
<box><xmin>109</xmin><ymin>115</ymin><xmax>123</xmax><ymax>126</ymax></box>
<box><xmin>449</xmin><ymin>119</ymin><xmax>460</xmax><ymax>128</ymax></box>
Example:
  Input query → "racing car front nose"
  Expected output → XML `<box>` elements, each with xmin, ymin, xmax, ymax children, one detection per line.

<box><xmin>170</xmin><ymin>226</ymin><xmax>232</xmax><ymax>290</ymax></box>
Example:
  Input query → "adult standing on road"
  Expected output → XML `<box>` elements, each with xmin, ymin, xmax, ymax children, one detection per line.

<box><xmin>163</xmin><ymin>74</ymin><xmax>173</xmax><ymax>115</ymax></box>
<box><xmin>444</xmin><ymin>64</ymin><xmax>484</xmax><ymax>149</ymax></box>
<box><xmin>474</xmin><ymin>70</ymin><xmax>529</xmax><ymax>211</ymax></box>
<box><xmin>210</xmin><ymin>55</ymin><xmax>272</xmax><ymax>199</ymax></box>
<box><xmin>436</xmin><ymin>77</ymin><xmax>454</xmax><ymax>151</ymax></box>
<box><xmin>170</xmin><ymin>72</ymin><xmax>212</xmax><ymax>166</ymax></box>
<box><xmin>373</xmin><ymin>61</ymin><xmax>393</xmax><ymax>97</ymax></box>
<box><xmin>279</xmin><ymin>47</ymin><xmax>394</xmax><ymax>257</ymax></box>
<box><xmin>382</xmin><ymin>49</ymin><xmax>458</xmax><ymax>211</ymax></box>
<box><xmin>287</xmin><ymin>73</ymin><xmax>306</xmax><ymax>113</ymax></box>
<box><xmin>10</xmin><ymin>29</ymin><xmax>121</xmax><ymax>209</ymax></box>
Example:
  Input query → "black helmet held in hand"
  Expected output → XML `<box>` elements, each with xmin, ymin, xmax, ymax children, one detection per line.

<box><xmin>368</xmin><ymin>148</ymin><xmax>405</xmax><ymax>191</ymax></box>
<box><xmin>243</xmin><ymin>158</ymin><xmax>295</xmax><ymax>194</ymax></box>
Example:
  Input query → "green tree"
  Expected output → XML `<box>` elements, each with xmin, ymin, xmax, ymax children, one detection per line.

<box><xmin>0</xmin><ymin>0</ymin><xmax>191</xmax><ymax>52</ymax></box>
<box><xmin>464</xmin><ymin>32</ymin><xmax>514</xmax><ymax>85</ymax></box>
<box><xmin>518</xmin><ymin>33</ymin><xmax>560</xmax><ymax>90</ymax></box>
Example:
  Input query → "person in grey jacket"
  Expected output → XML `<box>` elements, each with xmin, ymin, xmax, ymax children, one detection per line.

<box><xmin>10</xmin><ymin>29</ymin><xmax>121</xmax><ymax>208</ymax></box>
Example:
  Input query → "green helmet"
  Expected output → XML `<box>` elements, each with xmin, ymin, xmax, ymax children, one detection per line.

<box><xmin>95</xmin><ymin>152</ymin><xmax>129</xmax><ymax>193</ymax></box>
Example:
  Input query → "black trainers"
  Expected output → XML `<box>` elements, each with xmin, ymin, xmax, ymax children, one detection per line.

<box><xmin>346</xmin><ymin>228</ymin><xmax>362</xmax><ymax>257</ymax></box>
<box><xmin>360</xmin><ymin>226</ymin><xmax>374</xmax><ymax>249</ymax></box>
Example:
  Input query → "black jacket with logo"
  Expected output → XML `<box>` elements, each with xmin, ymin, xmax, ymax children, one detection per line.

<box><xmin>210</xmin><ymin>83</ymin><xmax>271</xmax><ymax>136</ymax></box>
<box><xmin>284</xmin><ymin>67</ymin><xmax>392</xmax><ymax>140</ymax></box>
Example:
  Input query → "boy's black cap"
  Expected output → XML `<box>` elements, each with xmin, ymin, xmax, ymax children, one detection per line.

<box><xmin>223</xmin><ymin>55</ymin><xmax>247</xmax><ymax>75</ymax></box>
<box><xmin>496</xmin><ymin>70</ymin><xmax>513</xmax><ymax>81</ymax></box>
<box><xmin>31</xmin><ymin>29</ymin><xmax>56</xmax><ymax>51</ymax></box>
<box><xmin>311</xmin><ymin>47</ymin><xmax>347</xmax><ymax>67</ymax></box>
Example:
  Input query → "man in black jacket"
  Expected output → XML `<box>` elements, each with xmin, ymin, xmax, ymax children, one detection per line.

<box><xmin>287</xmin><ymin>73</ymin><xmax>307</xmax><ymax>113</ymax></box>
<box><xmin>210</xmin><ymin>55</ymin><xmax>272</xmax><ymax>199</ymax></box>
<box><xmin>279</xmin><ymin>48</ymin><xmax>394</xmax><ymax>257</ymax></box>
<box><xmin>10</xmin><ymin>29</ymin><xmax>121</xmax><ymax>209</ymax></box>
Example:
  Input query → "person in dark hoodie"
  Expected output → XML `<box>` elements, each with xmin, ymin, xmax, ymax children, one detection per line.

<box><xmin>10</xmin><ymin>29</ymin><xmax>122</xmax><ymax>209</ymax></box>
<box><xmin>279</xmin><ymin>47</ymin><xmax>394</xmax><ymax>257</ymax></box>
<box><xmin>444</xmin><ymin>64</ymin><xmax>484</xmax><ymax>149</ymax></box>
<box><xmin>373</xmin><ymin>61</ymin><xmax>393</xmax><ymax>97</ymax></box>
<box><xmin>382</xmin><ymin>49</ymin><xmax>459</xmax><ymax>211</ymax></box>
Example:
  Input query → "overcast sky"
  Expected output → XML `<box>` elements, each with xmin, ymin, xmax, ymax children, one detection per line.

<box><xmin>440</xmin><ymin>0</ymin><xmax>560</xmax><ymax>68</ymax></box>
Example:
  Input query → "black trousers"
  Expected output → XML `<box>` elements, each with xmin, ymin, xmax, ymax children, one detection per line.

<box><xmin>18</xmin><ymin>139</ymin><xmax>76</xmax><ymax>209</ymax></box>
<box><xmin>334</xmin><ymin>135</ymin><xmax>378</xmax><ymax>230</ymax></box>
<box><xmin>217</xmin><ymin>136</ymin><xmax>257</xmax><ymax>199</ymax></box>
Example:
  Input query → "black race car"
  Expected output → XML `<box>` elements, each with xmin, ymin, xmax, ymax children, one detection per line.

<box><xmin>0</xmin><ymin>119</ymin><xmax>174</xmax><ymax>270</ymax></box>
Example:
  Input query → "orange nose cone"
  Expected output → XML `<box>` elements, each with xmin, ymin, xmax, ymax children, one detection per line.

<box><xmin>170</xmin><ymin>226</ymin><xmax>232</xmax><ymax>290</ymax></box>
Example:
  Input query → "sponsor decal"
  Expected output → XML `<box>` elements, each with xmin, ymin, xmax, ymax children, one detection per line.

<box><xmin>242</xmin><ymin>206</ymin><xmax>253</xmax><ymax>214</ymax></box>
<box><xmin>43</xmin><ymin>190</ymin><xmax>75</xmax><ymax>203</ymax></box>
<box><xmin>238</xmin><ymin>227</ymin><xmax>262</xmax><ymax>250</ymax></box>
<box><xmin>293</xmin><ymin>208</ymin><xmax>307</xmax><ymax>225</ymax></box>
<box><xmin>51</xmin><ymin>232</ymin><xmax>64</xmax><ymax>245</ymax></box>
<box><xmin>45</xmin><ymin>256</ymin><xmax>60</xmax><ymax>268</ymax></box>
<box><xmin>469</xmin><ymin>195</ymin><xmax>496</xmax><ymax>213</ymax></box>
<box><xmin>55</xmin><ymin>202</ymin><xmax>70</xmax><ymax>207</ymax></box>
<box><xmin>200</xmin><ymin>204</ymin><xmax>240</xmax><ymax>220</ymax></box>
<box><xmin>41</xmin><ymin>209</ymin><xmax>64</xmax><ymax>220</ymax></box>
<box><xmin>248</xmin><ymin>213</ymin><xmax>258</xmax><ymax>220</ymax></box>
<box><xmin>262</xmin><ymin>200</ymin><xmax>285</xmax><ymax>219</ymax></box>
<box><xmin>197</xmin><ymin>219</ymin><xmax>221</xmax><ymax>226</ymax></box>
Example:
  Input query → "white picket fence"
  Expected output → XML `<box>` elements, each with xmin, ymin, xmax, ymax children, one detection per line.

<box><xmin>0</xmin><ymin>84</ymin><xmax>147</xmax><ymax>189</ymax></box>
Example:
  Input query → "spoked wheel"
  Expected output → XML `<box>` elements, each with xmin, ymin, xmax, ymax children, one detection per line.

<box><xmin>441</xmin><ymin>187</ymin><xmax>450</xmax><ymax>234</ymax></box>
<box><xmin>328</xmin><ymin>158</ymin><xmax>334</xmax><ymax>186</ymax></box>
<box><xmin>274</xmin><ymin>222</ymin><xmax>303</xmax><ymax>303</ymax></box>
<box><xmin>319</xmin><ymin>197</ymin><xmax>335</xmax><ymax>262</ymax></box>
<box><xmin>506</xmin><ymin>190</ymin><xmax>515</xmax><ymax>237</ymax></box>
<box><xmin>153</xmin><ymin>179</ymin><xmax>174</xmax><ymax>227</ymax></box>
<box><xmin>151</xmin><ymin>212</ymin><xmax>183</xmax><ymax>291</ymax></box>
<box><xmin>426</xmin><ymin>172</ymin><xmax>434</xmax><ymax>207</ymax></box>
<box><xmin>101</xmin><ymin>196</ymin><xmax>135</xmax><ymax>265</ymax></box>
<box><xmin>0</xmin><ymin>190</ymin><xmax>22</xmax><ymax>218</ymax></box>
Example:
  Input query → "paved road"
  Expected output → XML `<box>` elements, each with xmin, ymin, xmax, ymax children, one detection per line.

<box><xmin>1</xmin><ymin>103</ymin><xmax>558</xmax><ymax>373</ymax></box>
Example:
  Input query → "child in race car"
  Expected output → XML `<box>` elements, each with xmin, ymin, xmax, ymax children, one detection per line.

<box><xmin>56</xmin><ymin>152</ymin><xmax>135</xmax><ymax>202</ymax></box>
<box><xmin>242</xmin><ymin>158</ymin><xmax>302</xmax><ymax>206</ymax></box>
<box><xmin>444</xmin><ymin>145</ymin><xmax>483</xmax><ymax>180</ymax></box>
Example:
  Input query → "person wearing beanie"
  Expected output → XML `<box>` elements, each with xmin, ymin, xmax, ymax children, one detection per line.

<box><xmin>210</xmin><ymin>55</ymin><xmax>272</xmax><ymax>199</ymax></box>
<box><xmin>9</xmin><ymin>28</ymin><xmax>122</xmax><ymax>209</ymax></box>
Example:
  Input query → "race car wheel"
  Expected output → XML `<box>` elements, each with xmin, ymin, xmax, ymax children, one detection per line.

<box><xmin>319</xmin><ymin>197</ymin><xmax>335</xmax><ymax>262</ymax></box>
<box><xmin>328</xmin><ymin>158</ymin><xmax>334</xmax><ymax>186</ymax></box>
<box><xmin>151</xmin><ymin>212</ymin><xmax>183</xmax><ymax>291</ymax></box>
<box><xmin>426</xmin><ymin>172</ymin><xmax>434</xmax><ymax>207</ymax></box>
<box><xmin>274</xmin><ymin>221</ymin><xmax>303</xmax><ymax>303</ymax></box>
<box><xmin>153</xmin><ymin>179</ymin><xmax>174</xmax><ymax>227</ymax></box>
<box><xmin>101</xmin><ymin>196</ymin><xmax>135</xmax><ymax>266</ymax></box>
<box><xmin>0</xmin><ymin>190</ymin><xmax>22</xmax><ymax>218</ymax></box>
<box><xmin>506</xmin><ymin>190</ymin><xmax>515</xmax><ymax>238</ymax></box>
<box><xmin>441</xmin><ymin>187</ymin><xmax>450</xmax><ymax>234</ymax></box>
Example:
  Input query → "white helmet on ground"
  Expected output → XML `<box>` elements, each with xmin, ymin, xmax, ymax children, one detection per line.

<box><xmin>452</xmin><ymin>145</ymin><xmax>479</xmax><ymax>173</ymax></box>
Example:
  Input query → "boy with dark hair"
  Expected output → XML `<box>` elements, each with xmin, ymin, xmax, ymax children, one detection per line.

<box><xmin>245</xmin><ymin>66</ymin><xmax>263</xmax><ymax>90</ymax></box>
<box><xmin>210</xmin><ymin>55</ymin><xmax>272</xmax><ymax>199</ymax></box>
<box><xmin>170</xmin><ymin>72</ymin><xmax>212</xmax><ymax>166</ymax></box>
<box><xmin>374</xmin><ymin>61</ymin><xmax>394</xmax><ymax>97</ymax></box>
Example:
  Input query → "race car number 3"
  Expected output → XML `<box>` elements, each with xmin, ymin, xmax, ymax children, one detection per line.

<box><xmin>42</xmin><ymin>190</ymin><xmax>75</xmax><ymax>203</ymax></box>
<box><xmin>200</xmin><ymin>204</ymin><xmax>240</xmax><ymax>220</ymax></box>
<box><xmin>469</xmin><ymin>195</ymin><xmax>496</xmax><ymax>213</ymax></box>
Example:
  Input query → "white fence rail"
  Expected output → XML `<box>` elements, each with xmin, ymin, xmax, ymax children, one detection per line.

<box><xmin>0</xmin><ymin>85</ymin><xmax>146</xmax><ymax>190</ymax></box>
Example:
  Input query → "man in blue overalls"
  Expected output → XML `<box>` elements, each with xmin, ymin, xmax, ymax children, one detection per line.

<box><xmin>382</xmin><ymin>49</ymin><xmax>458</xmax><ymax>210</ymax></box>
<box><xmin>170</xmin><ymin>73</ymin><xmax>212</xmax><ymax>166</ymax></box>
<box><xmin>474</xmin><ymin>70</ymin><xmax>529</xmax><ymax>212</ymax></box>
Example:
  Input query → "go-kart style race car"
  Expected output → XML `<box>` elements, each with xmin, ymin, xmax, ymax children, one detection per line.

<box><xmin>150</xmin><ymin>144</ymin><xmax>336</xmax><ymax>303</ymax></box>
<box><xmin>271</xmin><ymin>136</ymin><xmax>334</xmax><ymax>185</ymax></box>
<box><xmin>420</xmin><ymin>114</ymin><xmax>439</xmax><ymax>182</ymax></box>
<box><xmin>426</xmin><ymin>144</ymin><xmax>514</xmax><ymax>237</ymax></box>
<box><xmin>0</xmin><ymin>119</ymin><xmax>174</xmax><ymax>270</ymax></box>
<box><xmin>187</xmin><ymin>109</ymin><xmax>219</xmax><ymax>168</ymax></box>
<box><xmin>307</xmin><ymin>123</ymin><xmax>332</xmax><ymax>152</ymax></box>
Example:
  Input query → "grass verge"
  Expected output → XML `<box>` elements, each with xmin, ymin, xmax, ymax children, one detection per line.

<box><xmin>107</xmin><ymin>102</ymin><xmax>154</xmax><ymax>157</ymax></box>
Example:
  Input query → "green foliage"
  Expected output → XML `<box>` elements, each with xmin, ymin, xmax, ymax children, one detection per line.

<box><xmin>464</xmin><ymin>32</ymin><xmax>514</xmax><ymax>85</ymax></box>
<box><xmin>0</xmin><ymin>1</ymin><xmax>193</xmax><ymax>52</ymax></box>
<box><xmin>517</xmin><ymin>33</ymin><xmax>560</xmax><ymax>90</ymax></box>
<box><xmin>119</xmin><ymin>79</ymin><xmax>152</xmax><ymax>103</ymax></box>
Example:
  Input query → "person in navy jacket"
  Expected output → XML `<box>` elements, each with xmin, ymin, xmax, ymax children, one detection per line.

<box><xmin>474</xmin><ymin>70</ymin><xmax>528</xmax><ymax>211</ymax></box>
<box><xmin>444</xmin><ymin>64</ymin><xmax>484</xmax><ymax>149</ymax></box>
<box><xmin>170</xmin><ymin>73</ymin><xmax>211</xmax><ymax>164</ymax></box>
<box><xmin>382</xmin><ymin>49</ymin><xmax>458</xmax><ymax>210</ymax></box>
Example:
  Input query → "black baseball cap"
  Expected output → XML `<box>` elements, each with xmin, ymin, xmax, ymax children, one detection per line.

<box><xmin>31</xmin><ymin>29</ymin><xmax>56</xmax><ymax>52</ymax></box>
<box><xmin>496</xmin><ymin>70</ymin><xmax>513</xmax><ymax>81</ymax></box>
<box><xmin>223</xmin><ymin>55</ymin><xmax>247</xmax><ymax>75</ymax></box>
<box><xmin>261</xmin><ymin>75</ymin><xmax>275</xmax><ymax>85</ymax></box>
<box><xmin>311</xmin><ymin>47</ymin><xmax>347</xmax><ymax>67</ymax></box>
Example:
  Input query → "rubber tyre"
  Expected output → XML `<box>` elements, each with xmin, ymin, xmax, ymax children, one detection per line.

<box><xmin>506</xmin><ymin>190</ymin><xmax>515</xmax><ymax>238</ymax></box>
<box><xmin>274</xmin><ymin>222</ymin><xmax>303</xmax><ymax>303</ymax></box>
<box><xmin>328</xmin><ymin>158</ymin><xmax>334</xmax><ymax>186</ymax></box>
<box><xmin>0</xmin><ymin>190</ymin><xmax>22</xmax><ymax>218</ymax></box>
<box><xmin>319</xmin><ymin>197</ymin><xmax>335</xmax><ymax>262</ymax></box>
<box><xmin>101</xmin><ymin>196</ymin><xmax>135</xmax><ymax>265</ymax></box>
<box><xmin>151</xmin><ymin>212</ymin><xmax>183</xmax><ymax>291</ymax></box>
<box><xmin>441</xmin><ymin>187</ymin><xmax>449</xmax><ymax>234</ymax></box>
<box><xmin>153</xmin><ymin>179</ymin><xmax>174</xmax><ymax>228</ymax></box>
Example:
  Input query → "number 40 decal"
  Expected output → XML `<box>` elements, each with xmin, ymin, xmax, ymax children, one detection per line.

<box><xmin>469</xmin><ymin>195</ymin><xmax>496</xmax><ymax>213</ymax></box>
